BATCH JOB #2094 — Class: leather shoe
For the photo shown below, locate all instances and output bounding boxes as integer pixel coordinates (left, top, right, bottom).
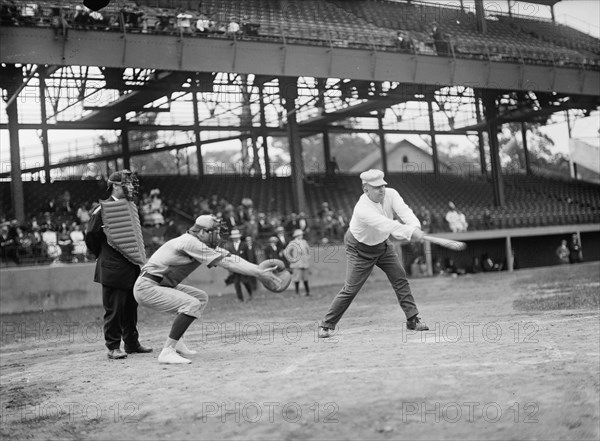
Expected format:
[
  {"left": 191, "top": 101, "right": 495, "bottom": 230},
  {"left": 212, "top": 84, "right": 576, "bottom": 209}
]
[
  {"left": 107, "top": 349, "right": 127, "bottom": 359},
  {"left": 407, "top": 316, "right": 429, "bottom": 331},
  {"left": 318, "top": 327, "right": 333, "bottom": 338},
  {"left": 125, "top": 344, "right": 153, "bottom": 354}
]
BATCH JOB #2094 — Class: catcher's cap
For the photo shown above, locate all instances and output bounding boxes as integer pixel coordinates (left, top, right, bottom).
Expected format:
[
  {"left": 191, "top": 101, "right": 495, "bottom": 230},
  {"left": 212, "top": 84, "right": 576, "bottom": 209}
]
[
  {"left": 195, "top": 215, "right": 218, "bottom": 230},
  {"left": 360, "top": 169, "right": 387, "bottom": 187},
  {"left": 230, "top": 229, "right": 241, "bottom": 239},
  {"left": 293, "top": 229, "right": 303, "bottom": 238}
]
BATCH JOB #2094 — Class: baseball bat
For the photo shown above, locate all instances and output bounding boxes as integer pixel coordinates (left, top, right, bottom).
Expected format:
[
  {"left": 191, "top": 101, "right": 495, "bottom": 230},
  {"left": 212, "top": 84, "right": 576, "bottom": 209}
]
[{"left": 423, "top": 235, "right": 467, "bottom": 251}]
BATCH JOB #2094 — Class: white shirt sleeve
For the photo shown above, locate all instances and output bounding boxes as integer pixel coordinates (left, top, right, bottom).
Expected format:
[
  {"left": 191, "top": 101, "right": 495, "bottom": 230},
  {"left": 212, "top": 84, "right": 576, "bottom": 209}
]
[{"left": 387, "top": 189, "right": 421, "bottom": 241}]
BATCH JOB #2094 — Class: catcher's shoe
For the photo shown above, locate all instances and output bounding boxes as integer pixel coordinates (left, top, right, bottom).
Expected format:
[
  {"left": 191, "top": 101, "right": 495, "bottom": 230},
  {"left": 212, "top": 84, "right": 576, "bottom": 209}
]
[
  {"left": 318, "top": 327, "right": 333, "bottom": 338},
  {"left": 107, "top": 349, "right": 127, "bottom": 359},
  {"left": 175, "top": 339, "right": 197, "bottom": 356},
  {"left": 158, "top": 347, "right": 191, "bottom": 364},
  {"left": 407, "top": 316, "right": 429, "bottom": 331}
]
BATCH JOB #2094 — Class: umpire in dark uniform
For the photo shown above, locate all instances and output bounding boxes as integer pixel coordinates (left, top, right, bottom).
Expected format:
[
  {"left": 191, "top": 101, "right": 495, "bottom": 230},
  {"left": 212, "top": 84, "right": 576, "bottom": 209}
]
[{"left": 85, "top": 170, "right": 153, "bottom": 359}]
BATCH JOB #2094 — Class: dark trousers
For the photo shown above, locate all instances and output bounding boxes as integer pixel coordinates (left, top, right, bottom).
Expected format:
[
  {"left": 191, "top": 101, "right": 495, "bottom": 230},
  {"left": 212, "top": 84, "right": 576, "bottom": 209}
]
[
  {"left": 102, "top": 285, "right": 140, "bottom": 350},
  {"left": 321, "top": 231, "right": 419, "bottom": 329},
  {"left": 234, "top": 278, "right": 253, "bottom": 301}
]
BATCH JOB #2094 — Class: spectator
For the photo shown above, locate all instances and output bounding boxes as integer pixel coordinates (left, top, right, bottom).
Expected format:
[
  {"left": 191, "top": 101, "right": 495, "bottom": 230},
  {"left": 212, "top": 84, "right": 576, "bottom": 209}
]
[
  {"left": 196, "top": 13, "right": 210, "bottom": 34},
  {"left": 482, "top": 253, "right": 502, "bottom": 272},
  {"left": 57, "top": 223, "right": 73, "bottom": 262},
  {"left": 445, "top": 201, "right": 468, "bottom": 232},
  {"left": 1, "top": 223, "right": 18, "bottom": 265},
  {"left": 176, "top": 10, "right": 194, "bottom": 35},
  {"left": 482, "top": 207, "right": 494, "bottom": 229},
  {"left": 396, "top": 31, "right": 415, "bottom": 52},
  {"left": 50, "top": 6, "right": 68, "bottom": 39},
  {"left": 77, "top": 203, "right": 91, "bottom": 232},
  {"left": 225, "top": 229, "right": 254, "bottom": 302},
  {"left": 432, "top": 22, "right": 450, "bottom": 56},
  {"left": 417, "top": 206, "right": 432, "bottom": 233},
  {"left": 471, "top": 256, "right": 482, "bottom": 274},
  {"left": 245, "top": 214, "right": 259, "bottom": 241},
  {"left": 555, "top": 239, "right": 570, "bottom": 265},
  {"left": 410, "top": 256, "right": 427, "bottom": 277},
  {"left": 264, "top": 236, "right": 282, "bottom": 261},
  {"left": 41, "top": 227, "right": 61, "bottom": 264},
  {"left": 73, "top": 5, "right": 91, "bottom": 30},
  {"left": 568, "top": 233, "right": 583, "bottom": 263},
  {"left": 257, "top": 212, "right": 273, "bottom": 239},
  {"left": 226, "top": 16, "right": 240, "bottom": 37},
  {"left": 241, "top": 16, "right": 260, "bottom": 36},
  {"left": 284, "top": 229, "right": 311, "bottom": 296},
  {"left": 70, "top": 223, "right": 88, "bottom": 263}
]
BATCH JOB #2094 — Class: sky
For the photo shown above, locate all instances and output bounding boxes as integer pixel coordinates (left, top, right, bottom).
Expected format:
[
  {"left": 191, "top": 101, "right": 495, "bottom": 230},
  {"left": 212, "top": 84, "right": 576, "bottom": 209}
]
[{"left": 1, "top": 0, "right": 599, "bottom": 172}]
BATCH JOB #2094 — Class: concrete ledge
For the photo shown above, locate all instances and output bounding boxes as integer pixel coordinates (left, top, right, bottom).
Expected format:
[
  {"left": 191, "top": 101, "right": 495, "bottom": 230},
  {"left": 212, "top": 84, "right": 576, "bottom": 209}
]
[{"left": 0, "top": 246, "right": 392, "bottom": 314}]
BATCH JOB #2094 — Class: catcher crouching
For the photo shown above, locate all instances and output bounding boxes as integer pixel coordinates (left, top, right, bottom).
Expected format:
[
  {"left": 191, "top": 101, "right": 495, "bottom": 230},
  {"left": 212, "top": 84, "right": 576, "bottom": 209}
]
[{"left": 133, "top": 215, "right": 286, "bottom": 364}]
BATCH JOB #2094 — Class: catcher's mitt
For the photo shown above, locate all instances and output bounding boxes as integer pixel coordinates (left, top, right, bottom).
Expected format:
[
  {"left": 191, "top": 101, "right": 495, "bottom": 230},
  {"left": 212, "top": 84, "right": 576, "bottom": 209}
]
[{"left": 258, "top": 259, "right": 292, "bottom": 293}]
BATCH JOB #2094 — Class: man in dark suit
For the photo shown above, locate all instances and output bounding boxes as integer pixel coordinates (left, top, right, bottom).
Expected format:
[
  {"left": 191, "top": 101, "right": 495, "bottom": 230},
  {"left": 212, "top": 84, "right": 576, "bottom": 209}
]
[
  {"left": 85, "top": 170, "right": 152, "bottom": 359},
  {"left": 225, "top": 229, "right": 254, "bottom": 302}
]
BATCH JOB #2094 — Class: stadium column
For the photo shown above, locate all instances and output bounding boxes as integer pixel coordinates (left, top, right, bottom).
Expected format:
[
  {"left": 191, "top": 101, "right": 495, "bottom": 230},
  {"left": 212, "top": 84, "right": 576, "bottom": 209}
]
[
  {"left": 481, "top": 90, "right": 505, "bottom": 207},
  {"left": 258, "top": 84, "right": 270, "bottom": 178},
  {"left": 377, "top": 110, "right": 389, "bottom": 175},
  {"left": 39, "top": 68, "right": 51, "bottom": 184},
  {"left": 280, "top": 76, "right": 307, "bottom": 214},
  {"left": 427, "top": 96, "right": 440, "bottom": 177},
  {"left": 323, "top": 130, "right": 332, "bottom": 176},
  {"left": 121, "top": 117, "right": 130, "bottom": 170},
  {"left": 192, "top": 90, "right": 204, "bottom": 178},
  {"left": 5, "top": 66, "right": 26, "bottom": 224},
  {"left": 473, "top": 90, "right": 487, "bottom": 175}
]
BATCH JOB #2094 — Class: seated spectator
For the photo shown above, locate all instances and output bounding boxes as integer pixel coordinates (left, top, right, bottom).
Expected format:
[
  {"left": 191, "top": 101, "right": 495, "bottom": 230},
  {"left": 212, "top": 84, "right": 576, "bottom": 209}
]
[
  {"left": 176, "top": 10, "right": 194, "bottom": 35},
  {"left": 410, "top": 256, "right": 426, "bottom": 277},
  {"left": 555, "top": 239, "right": 570, "bottom": 265},
  {"left": 196, "top": 14, "right": 210, "bottom": 34},
  {"left": 226, "top": 17, "right": 240, "bottom": 37},
  {"left": 482, "top": 253, "right": 502, "bottom": 272},
  {"left": 73, "top": 5, "right": 91, "bottom": 30},
  {"left": 241, "top": 16, "right": 260, "bottom": 36},
  {"left": 70, "top": 223, "right": 88, "bottom": 263},
  {"left": 444, "top": 257, "right": 459, "bottom": 277},
  {"left": 41, "top": 227, "right": 61, "bottom": 264},
  {"left": 482, "top": 208, "right": 494, "bottom": 229},
  {"left": 57, "top": 223, "right": 73, "bottom": 263},
  {"left": 568, "top": 233, "right": 583, "bottom": 263},
  {"left": 1, "top": 223, "right": 18, "bottom": 265},
  {"left": 1, "top": 1, "right": 19, "bottom": 26},
  {"left": 417, "top": 206, "right": 432, "bottom": 233},
  {"left": 445, "top": 201, "right": 468, "bottom": 232},
  {"left": 77, "top": 203, "right": 91, "bottom": 232},
  {"left": 471, "top": 256, "right": 482, "bottom": 274},
  {"left": 50, "top": 6, "right": 69, "bottom": 39},
  {"left": 396, "top": 31, "right": 415, "bottom": 52}
]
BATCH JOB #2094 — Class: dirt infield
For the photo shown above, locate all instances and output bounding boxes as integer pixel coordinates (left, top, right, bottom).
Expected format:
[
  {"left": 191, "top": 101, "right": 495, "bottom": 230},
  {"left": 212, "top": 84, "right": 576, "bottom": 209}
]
[{"left": 1, "top": 262, "right": 599, "bottom": 441}]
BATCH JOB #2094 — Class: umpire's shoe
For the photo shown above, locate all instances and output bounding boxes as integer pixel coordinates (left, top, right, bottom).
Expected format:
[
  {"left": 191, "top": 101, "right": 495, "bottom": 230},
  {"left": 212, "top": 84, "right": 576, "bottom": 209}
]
[
  {"left": 125, "top": 344, "right": 154, "bottom": 354},
  {"left": 107, "top": 349, "right": 127, "bottom": 359},
  {"left": 407, "top": 316, "right": 429, "bottom": 331}
]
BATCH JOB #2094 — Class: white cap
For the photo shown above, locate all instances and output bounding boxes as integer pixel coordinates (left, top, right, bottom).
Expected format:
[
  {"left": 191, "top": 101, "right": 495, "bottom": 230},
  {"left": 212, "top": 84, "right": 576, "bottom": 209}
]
[
  {"left": 360, "top": 169, "right": 387, "bottom": 187},
  {"left": 195, "top": 215, "right": 218, "bottom": 229},
  {"left": 230, "top": 229, "right": 241, "bottom": 239},
  {"left": 293, "top": 229, "right": 303, "bottom": 238}
]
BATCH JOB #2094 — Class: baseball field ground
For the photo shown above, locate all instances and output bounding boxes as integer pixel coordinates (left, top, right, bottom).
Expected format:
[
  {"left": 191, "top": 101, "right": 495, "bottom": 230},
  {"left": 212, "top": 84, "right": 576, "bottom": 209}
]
[{"left": 1, "top": 262, "right": 599, "bottom": 440}]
